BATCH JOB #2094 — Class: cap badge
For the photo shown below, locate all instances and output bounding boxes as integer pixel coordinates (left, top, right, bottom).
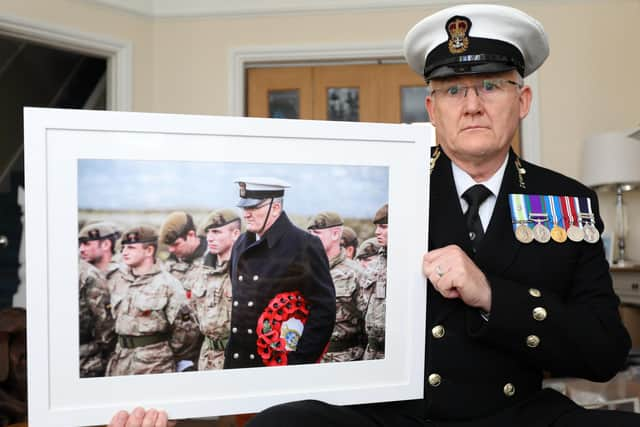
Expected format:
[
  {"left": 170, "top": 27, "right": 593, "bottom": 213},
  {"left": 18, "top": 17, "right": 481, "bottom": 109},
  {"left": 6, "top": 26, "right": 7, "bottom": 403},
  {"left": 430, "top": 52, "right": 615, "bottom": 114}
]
[
  {"left": 126, "top": 232, "right": 139, "bottom": 242},
  {"left": 447, "top": 16, "right": 471, "bottom": 54},
  {"left": 88, "top": 229, "right": 100, "bottom": 239},
  {"left": 239, "top": 182, "right": 247, "bottom": 198}
]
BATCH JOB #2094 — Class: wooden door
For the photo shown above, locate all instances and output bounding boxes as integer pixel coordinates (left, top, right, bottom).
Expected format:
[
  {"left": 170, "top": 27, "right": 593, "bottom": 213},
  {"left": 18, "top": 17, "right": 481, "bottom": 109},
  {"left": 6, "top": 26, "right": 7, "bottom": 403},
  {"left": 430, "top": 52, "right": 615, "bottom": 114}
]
[{"left": 246, "top": 62, "right": 521, "bottom": 153}]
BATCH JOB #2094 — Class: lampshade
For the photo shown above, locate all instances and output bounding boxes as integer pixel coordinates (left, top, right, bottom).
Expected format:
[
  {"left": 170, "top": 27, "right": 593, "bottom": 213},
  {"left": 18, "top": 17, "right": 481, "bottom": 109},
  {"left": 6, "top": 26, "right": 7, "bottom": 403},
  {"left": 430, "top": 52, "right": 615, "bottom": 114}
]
[{"left": 582, "top": 129, "right": 640, "bottom": 190}]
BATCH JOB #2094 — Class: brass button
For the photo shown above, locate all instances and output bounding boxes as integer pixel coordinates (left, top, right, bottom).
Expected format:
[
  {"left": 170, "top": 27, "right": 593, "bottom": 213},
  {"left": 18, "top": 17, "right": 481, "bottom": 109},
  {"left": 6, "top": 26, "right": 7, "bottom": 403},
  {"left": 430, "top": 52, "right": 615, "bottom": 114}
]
[
  {"left": 533, "top": 307, "right": 547, "bottom": 321},
  {"left": 253, "top": 275, "right": 259, "bottom": 281},
  {"left": 503, "top": 383, "right": 516, "bottom": 397},
  {"left": 247, "top": 329, "right": 253, "bottom": 334},
  {"left": 232, "top": 327, "right": 238, "bottom": 333},
  {"left": 526, "top": 335, "right": 540, "bottom": 348},
  {"left": 431, "top": 325, "right": 445, "bottom": 339},
  {"left": 249, "top": 354, "right": 255, "bottom": 360},
  {"left": 233, "top": 353, "right": 239, "bottom": 359},
  {"left": 248, "top": 301, "right": 254, "bottom": 307},
  {"left": 238, "top": 275, "right": 244, "bottom": 282},
  {"left": 428, "top": 373, "right": 442, "bottom": 387},
  {"left": 528, "top": 288, "right": 541, "bottom": 298},
  {"left": 233, "top": 301, "right": 239, "bottom": 307}
]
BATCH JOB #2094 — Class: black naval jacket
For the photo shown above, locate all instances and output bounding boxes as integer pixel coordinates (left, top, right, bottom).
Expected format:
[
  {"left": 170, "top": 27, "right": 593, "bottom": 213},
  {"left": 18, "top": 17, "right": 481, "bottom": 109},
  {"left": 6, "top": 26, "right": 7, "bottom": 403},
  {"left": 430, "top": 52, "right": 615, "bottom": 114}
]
[
  {"left": 224, "top": 212, "right": 336, "bottom": 369},
  {"left": 393, "top": 148, "right": 631, "bottom": 424}
]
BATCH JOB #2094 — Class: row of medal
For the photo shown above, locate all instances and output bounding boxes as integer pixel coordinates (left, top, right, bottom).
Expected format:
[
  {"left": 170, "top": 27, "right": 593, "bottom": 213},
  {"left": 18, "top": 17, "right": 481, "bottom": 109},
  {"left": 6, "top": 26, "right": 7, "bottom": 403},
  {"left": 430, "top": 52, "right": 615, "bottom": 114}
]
[{"left": 508, "top": 194, "right": 600, "bottom": 244}]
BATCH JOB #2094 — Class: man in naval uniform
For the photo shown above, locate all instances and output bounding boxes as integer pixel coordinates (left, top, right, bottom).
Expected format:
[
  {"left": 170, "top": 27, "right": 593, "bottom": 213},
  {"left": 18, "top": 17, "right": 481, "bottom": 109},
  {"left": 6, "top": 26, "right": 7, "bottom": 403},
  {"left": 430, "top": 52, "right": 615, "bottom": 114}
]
[
  {"left": 223, "top": 178, "right": 336, "bottom": 369},
  {"left": 109, "top": 4, "right": 639, "bottom": 426}
]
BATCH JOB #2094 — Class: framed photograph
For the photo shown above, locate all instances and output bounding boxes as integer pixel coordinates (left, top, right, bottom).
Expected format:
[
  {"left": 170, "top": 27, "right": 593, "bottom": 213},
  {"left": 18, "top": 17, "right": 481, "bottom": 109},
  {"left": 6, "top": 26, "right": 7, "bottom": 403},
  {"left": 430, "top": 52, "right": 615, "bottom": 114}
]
[{"left": 24, "top": 107, "right": 432, "bottom": 426}]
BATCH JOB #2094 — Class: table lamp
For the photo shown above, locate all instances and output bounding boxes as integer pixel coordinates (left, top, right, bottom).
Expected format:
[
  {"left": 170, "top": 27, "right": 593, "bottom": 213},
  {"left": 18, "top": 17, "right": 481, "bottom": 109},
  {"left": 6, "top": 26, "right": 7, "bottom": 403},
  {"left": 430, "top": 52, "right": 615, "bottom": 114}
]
[{"left": 582, "top": 129, "right": 640, "bottom": 267}]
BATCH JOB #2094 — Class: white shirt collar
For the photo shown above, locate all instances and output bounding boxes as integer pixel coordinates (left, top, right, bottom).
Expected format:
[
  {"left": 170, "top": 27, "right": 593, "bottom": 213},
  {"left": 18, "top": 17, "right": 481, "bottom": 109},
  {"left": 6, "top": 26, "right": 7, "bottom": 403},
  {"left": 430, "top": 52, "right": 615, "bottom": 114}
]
[
  {"left": 451, "top": 153, "right": 509, "bottom": 200},
  {"left": 450, "top": 153, "right": 509, "bottom": 232}
]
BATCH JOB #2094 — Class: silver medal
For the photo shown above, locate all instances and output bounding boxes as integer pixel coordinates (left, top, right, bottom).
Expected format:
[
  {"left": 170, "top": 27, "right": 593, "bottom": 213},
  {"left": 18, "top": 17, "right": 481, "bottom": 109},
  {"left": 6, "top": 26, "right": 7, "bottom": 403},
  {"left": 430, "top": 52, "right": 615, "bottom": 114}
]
[{"left": 532, "top": 223, "right": 551, "bottom": 243}]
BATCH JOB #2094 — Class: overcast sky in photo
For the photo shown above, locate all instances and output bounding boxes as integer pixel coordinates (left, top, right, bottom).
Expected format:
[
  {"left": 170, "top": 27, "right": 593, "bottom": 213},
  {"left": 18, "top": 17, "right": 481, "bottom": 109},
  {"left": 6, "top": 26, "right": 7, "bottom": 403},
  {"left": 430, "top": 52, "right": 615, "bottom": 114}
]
[{"left": 78, "top": 159, "right": 388, "bottom": 219}]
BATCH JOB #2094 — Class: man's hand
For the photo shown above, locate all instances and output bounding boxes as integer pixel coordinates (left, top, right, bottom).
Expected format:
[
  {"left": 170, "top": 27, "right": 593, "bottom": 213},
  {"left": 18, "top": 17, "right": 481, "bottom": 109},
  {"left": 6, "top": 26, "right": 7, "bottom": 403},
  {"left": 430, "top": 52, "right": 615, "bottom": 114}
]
[
  {"left": 109, "top": 407, "right": 176, "bottom": 427},
  {"left": 423, "top": 245, "right": 492, "bottom": 312}
]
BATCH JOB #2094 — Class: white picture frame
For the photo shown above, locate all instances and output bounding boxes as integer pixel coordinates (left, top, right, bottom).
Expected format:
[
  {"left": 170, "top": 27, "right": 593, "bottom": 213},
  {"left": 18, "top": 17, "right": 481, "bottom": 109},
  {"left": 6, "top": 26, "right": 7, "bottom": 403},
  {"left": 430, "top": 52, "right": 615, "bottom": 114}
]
[{"left": 24, "top": 107, "right": 432, "bottom": 426}]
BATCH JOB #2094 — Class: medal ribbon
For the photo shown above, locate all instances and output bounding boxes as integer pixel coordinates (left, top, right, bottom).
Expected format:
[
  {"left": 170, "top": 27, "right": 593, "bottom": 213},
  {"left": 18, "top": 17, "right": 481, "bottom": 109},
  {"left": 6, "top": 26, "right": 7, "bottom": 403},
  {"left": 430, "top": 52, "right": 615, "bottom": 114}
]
[
  {"left": 528, "top": 195, "right": 547, "bottom": 224},
  {"left": 578, "top": 197, "right": 595, "bottom": 225},
  {"left": 563, "top": 196, "right": 580, "bottom": 229},
  {"left": 571, "top": 197, "right": 584, "bottom": 229},
  {"left": 509, "top": 194, "right": 529, "bottom": 232},
  {"left": 547, "top": 195, "right": 564, "bottom": 229}
]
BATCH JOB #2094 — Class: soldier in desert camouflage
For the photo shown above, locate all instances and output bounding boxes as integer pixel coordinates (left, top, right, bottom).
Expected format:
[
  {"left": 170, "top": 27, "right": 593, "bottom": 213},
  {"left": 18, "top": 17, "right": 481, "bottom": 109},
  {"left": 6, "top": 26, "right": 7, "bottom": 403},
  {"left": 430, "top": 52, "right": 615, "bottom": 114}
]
[
  {"left": 362, "top": 204, "right": 388, "bottom": 360},
  {"left": 340, "top": 226, "right": 358, "bottom": 260},
  {"left": 159, "top": 212, "right": 208, "bottom": 284},
  {"left": 307, "top": 212, "right": 366, "bottom": 362},
  {"left": 159, "top": 212, "right": 210, "bottom": 367},
  {"left": 106, "top": 226, "right": 199, "bottom": 376},
  {"left": 186, "top": 209, "right": 241, "bottom": 370},
  {"left": 78, "top": 221, "right": 122, "bottom": 280},
  {"left": 355, "top": 237, "right": 381, "bottom": 270},
  {"left": 78, "top": 259, "right": 115, "bottom": 377}
]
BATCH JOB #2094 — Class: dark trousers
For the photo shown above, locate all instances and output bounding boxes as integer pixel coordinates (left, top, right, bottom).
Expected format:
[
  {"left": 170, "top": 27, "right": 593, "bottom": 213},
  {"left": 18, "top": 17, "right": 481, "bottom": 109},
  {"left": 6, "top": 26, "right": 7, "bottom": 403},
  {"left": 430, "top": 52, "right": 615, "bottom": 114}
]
[{"left": 246, "top": 397, "right": 640, "bottom": 427}]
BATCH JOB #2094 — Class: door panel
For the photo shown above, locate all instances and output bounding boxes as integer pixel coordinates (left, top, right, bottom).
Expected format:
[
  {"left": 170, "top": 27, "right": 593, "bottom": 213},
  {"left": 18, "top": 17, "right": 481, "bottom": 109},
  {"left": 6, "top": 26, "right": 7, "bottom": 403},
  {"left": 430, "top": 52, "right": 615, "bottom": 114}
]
[
  {"left": 312, "top": 64, "right": 377, "bottom": 122},
  {"left": 247, "top": 67, "right": 313, "bottom": 119}
]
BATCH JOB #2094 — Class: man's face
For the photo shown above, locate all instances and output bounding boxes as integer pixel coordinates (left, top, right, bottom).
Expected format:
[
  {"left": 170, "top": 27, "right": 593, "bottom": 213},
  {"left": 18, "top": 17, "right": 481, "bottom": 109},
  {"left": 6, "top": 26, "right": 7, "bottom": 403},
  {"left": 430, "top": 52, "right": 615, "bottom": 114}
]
[
  {"left": 359, "top": 256, "right": 375, "bottom": 269},
  {"left": 308, "top": 227, "right": 340, "bottom": 254},
  {"left": 206, "top": 223, "right": 239, "bottom": 255},
  {"left": 121, "top": 243, "right": 149, "bottom": 267},
  {"left": 343, "top": 245, "right": 356, "bottom": 260},
  {"left": 79, "top": 240, "right": 104, "bottom": 264},
  {"left": 425, "top": 71, "right": 531, "bottom": 166},
  {"left": 167, "top": 231, "right": 196, "bottom": 259},
  {"left": 242, "top": 200, "right": 280, "bottom": 234},
  {"left": 375, "top": 224, "right": 388, "bottom": 248}
]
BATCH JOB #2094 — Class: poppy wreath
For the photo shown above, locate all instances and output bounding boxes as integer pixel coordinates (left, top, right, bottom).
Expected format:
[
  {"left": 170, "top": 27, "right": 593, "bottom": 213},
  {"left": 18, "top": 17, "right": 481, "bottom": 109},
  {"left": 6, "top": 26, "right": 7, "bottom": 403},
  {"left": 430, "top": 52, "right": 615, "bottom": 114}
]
[{"left": 256, "top": 291, "right": 310, "bottom": 366}]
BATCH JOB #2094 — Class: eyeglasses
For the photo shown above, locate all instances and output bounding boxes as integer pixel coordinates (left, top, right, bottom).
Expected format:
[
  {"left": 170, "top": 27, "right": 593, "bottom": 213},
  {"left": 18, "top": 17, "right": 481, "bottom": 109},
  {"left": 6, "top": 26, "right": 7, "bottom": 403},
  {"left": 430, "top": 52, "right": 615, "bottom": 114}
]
[
  {"left": 429, "top": 79, "right": 522, "bottom": 103},
  {"left": 243, "top": 201, "right": 271, "bottom": 212}
]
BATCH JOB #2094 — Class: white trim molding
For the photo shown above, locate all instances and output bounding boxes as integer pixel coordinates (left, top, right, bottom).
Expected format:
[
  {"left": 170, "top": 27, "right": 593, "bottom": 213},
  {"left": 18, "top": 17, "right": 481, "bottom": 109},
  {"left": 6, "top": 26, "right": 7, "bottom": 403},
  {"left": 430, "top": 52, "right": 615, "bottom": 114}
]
[
  {"left": 230, "top": 43, "right": 541, "bottom": 163},
  {"left": 88, "top": 0, "right": 592, "bottom": 18},
  {"left": 0, "top": 15, "right": 132, "bottom": 111}
]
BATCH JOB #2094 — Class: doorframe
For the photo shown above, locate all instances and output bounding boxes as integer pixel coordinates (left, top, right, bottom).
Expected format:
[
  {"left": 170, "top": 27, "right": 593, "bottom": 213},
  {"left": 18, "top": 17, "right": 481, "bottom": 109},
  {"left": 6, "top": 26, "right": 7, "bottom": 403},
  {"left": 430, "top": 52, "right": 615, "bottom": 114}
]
[
  {"left": 230, "top": 43, "right": 541, "bottom": 164},
  {"left": 0, "top": 14, "right": 132, "bottom": 111}
]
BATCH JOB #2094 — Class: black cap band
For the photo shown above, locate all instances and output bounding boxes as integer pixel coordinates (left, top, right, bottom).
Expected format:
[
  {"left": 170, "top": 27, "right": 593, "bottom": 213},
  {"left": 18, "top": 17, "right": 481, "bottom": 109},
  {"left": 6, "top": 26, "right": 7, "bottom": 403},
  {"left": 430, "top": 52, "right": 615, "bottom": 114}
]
[
  {"left": 242, "top": 189, "right": 284, "bottom": 200},
  {"left": 424, "top": 37, "right": 524, "bottom": 79}
]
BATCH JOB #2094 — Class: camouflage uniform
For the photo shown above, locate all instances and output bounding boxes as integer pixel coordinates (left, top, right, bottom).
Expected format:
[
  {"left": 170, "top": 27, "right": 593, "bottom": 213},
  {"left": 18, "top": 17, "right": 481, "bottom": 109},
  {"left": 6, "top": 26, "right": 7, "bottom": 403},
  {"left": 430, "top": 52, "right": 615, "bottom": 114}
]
[
  {"left": 322, "top": 248, "right": 366, "bottom": 363},
  {"left": 186, "top": 262, "right": 233, "bottom": 370},
  {"left": 106, "top": 263, "right": 199, "bottom": 376},
  {"left": 362, "top": 204, "right": 388, "bottom": 360},
  {"left": 78, "top": 259, "right": 115, "bottom": 377},
  {"left": 362, "top": 248, "right": 387, "bottom": 360},
  {"left": 159, "top": 211, "right": 208, "bottom": 365},
  {"left": 355, "top": 237, "right": 381, "bottom": 263},
  {"left": 163, "top": 239, "right": 207, "bottom": 284}
]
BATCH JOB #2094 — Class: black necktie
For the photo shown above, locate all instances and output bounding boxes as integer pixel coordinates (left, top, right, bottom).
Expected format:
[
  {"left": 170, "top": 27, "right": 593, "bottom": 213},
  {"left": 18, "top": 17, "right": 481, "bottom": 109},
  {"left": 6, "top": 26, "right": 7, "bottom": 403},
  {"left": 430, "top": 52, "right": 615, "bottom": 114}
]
[{"left": 462, "top": 184, "right": 492, "bottom": 253}]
